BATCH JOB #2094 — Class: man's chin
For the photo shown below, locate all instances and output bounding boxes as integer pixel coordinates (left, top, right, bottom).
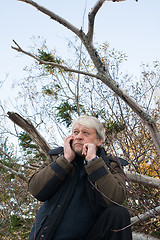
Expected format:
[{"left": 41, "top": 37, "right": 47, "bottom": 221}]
[
  {"left": 72, "top": 146, "right": 83, "bottom": 156},
  {"left": 74, "top": 150, "right": 83, "bottom": 156}
]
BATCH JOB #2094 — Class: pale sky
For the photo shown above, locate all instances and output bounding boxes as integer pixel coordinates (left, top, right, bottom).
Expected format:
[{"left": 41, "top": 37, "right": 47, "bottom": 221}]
[{"left": 1, "top": 0, "right": 160, "bottom": 107}]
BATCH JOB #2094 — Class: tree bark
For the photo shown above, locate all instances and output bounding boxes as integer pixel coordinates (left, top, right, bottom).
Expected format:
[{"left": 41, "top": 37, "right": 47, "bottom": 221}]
[
  {"left": 125, "top": 171, "right": 160, "bottom": 189},
  {"left": 7, "top": 112, "right": 51, "bottom": 156},
  {"left": 131, "top": 206, "right": 160, "bottom": 224}
]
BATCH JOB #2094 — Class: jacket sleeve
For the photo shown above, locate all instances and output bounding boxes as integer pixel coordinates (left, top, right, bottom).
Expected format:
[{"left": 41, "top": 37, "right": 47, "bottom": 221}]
[
  {"left": 85, "top": 157, "right": 127, "bottom": 207},
  {"left": 28, "top": 155, "right": 73, "bottom": 202}
]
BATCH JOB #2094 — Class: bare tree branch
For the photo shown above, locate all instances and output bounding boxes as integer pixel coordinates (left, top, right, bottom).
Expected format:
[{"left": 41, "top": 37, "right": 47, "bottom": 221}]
[
  {"left": 110, "top": 0, "right": 126, "bottom": 2},
  {"left": 131, "top": 206, "right": 160, "bottom": 224},
  {"left": 17, "top": 0, "right": 82, "bottom": 37},
  {"left": 125, "top": 171, "right": 160, "bottom": 189},
  {"left": 88, "top": 0, "right": 106, "bottom": 43},
  {"left": 0, "top": 162, "right": 27, "bottom": 181},
  {"left": 147, "top": 122, "right": 160, "bottom": 157},
  {"left": 7, "top": 111, "right": 51, "bottom": 156},
  {"left": 0, "top": 147, "right": 13, "bottom": 162},
  {"left": 11, "top": 40, "right": 99, "bottom": 79}
]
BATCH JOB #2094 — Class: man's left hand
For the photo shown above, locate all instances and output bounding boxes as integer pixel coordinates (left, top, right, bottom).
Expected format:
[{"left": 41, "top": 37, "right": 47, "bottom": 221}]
[{"left": 82, "top": 143, "right": 97, "bottom": 162}]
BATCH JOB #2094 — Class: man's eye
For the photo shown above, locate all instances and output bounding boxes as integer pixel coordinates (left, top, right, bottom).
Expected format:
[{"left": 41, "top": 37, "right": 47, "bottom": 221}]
[
  {"left": 73, "top": 131, "right": 78, "bottom": 134},
  {"left": 84, "top": 131, "right": 89, "bottom": 135}
]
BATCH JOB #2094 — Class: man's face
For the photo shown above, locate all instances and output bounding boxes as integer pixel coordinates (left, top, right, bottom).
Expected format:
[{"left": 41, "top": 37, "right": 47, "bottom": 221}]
[{"left": 71, "top": 123, "right": 102, "bottom": 155}]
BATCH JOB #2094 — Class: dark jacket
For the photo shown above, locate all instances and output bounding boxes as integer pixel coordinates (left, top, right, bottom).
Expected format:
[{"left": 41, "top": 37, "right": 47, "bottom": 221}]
[{"left": 28, "top": 147, "right": 128, "bottom": 240}]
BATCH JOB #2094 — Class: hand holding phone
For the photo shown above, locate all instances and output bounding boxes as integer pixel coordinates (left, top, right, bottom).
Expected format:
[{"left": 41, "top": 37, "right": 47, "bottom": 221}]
[
  {"left": 70, "top": 139, "right": 73, "bottom": 149},
  {"left": 64, "top": 135, "right": 75, "bottom": 163}
]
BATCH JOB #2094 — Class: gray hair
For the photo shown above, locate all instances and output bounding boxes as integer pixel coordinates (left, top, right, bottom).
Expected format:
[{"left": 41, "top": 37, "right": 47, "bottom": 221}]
[{"left": 72, "top": 115, "right": 105, "bottom": 142}]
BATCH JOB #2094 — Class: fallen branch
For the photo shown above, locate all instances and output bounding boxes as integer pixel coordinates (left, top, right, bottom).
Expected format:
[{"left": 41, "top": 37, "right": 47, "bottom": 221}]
[
  {"left": 0, "top": 162, "right": 27, "bottom": 181},
  {"left": 131, "top": 206, "right": 160, "bottom": 224},
  {"left": 125, "top": 171, "right": 160, "bottom": 189},
  {"left": 7, "top": 111, "right": 51, "bottom": 156}
]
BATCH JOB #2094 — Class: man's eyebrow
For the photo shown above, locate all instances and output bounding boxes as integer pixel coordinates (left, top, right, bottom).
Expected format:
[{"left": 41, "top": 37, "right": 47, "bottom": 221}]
[
  {"left": 72, "top": 128, "right": 78, "bottom": 131},
  {"left": 83, "top": 128, "right": 90, "bottom": 131}
]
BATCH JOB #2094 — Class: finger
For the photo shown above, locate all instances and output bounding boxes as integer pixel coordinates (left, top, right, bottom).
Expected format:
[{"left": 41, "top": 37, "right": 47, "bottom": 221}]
[
  {"left": 82, "top": 145, "right": 85, "bottom": 155},
  {"left": 65, "top": 135, "right": 73, "bottom": 143},
  {"left": 82, "top": 144, "right": 88, "bottom": 156}
]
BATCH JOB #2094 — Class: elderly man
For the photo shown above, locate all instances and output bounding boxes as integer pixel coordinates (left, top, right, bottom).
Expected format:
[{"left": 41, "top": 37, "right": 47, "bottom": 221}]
[{"left": 28, "top": 115, "right": 132, "bottom": 240}]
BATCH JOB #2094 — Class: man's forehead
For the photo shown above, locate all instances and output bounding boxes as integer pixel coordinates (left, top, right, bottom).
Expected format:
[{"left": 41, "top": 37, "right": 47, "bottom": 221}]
[{"left": 73, "top": 123, "right": 95, "bottom": 131}]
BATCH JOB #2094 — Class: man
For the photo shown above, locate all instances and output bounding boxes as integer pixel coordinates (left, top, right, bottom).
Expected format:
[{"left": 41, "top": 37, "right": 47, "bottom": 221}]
[{"left": 28, "top": 115, "right": 132, "bottom": 240}]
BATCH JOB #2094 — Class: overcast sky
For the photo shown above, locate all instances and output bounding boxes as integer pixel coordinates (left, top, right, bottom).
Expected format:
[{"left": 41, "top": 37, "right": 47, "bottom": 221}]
[{"left": 1, "top": 0, "right": 160, "bottom": 106}]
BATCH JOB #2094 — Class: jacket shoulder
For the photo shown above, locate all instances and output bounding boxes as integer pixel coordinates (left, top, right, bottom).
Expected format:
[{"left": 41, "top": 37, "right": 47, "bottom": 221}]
[
  {"left": 48, "top": 146, "right": 64, "bottom": 156},
  {"left": 97, "top": 147, "right": 129, "bottom": 167},
  {"left": 105, "top": 154, "right": 129, "bottom": 167}
]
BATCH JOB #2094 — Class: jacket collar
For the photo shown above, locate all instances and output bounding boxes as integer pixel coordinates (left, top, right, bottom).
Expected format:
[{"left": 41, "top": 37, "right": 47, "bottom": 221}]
[{"left": 48, "top": 146, "right": 129, "bottom": 166}]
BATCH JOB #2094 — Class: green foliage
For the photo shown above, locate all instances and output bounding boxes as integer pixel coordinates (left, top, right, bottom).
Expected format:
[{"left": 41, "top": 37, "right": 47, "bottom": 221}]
[
  {"left": 9, "top": 215, "right": 24, "bottom": 229},
  {"left": 42, "top": 83, "right": 61, "bottom": 99},
  {"left": 0, "top": 167, "right": 40, "bottom": 240},
  {"left": 18, "top": 132, "right": 46, "bottom": 162},
  {"left": 104, "top": 119, "right": 125, "bottom": 134},
  {"left": 55, "top": 101, "right": 85, "bottom": 127},
  {"left": 0, "top": 140, "right": 15, "bottom": 172},
  {"left": 1, "top": 214, "right": 34, "bottom": 239},
  {"left": 1, "top": 191, "right": 11, "bottom": 203},
  {"left": 55, "top": 101, "right": 79, "bottom": 127},
  {"left": 38, "top": 49, "right": 63, "bottom": 74},
  {"left": 19, "top": 132, "right": 37, "bottom": 150},
  {"left": 38, "top": 49, "right": 54, "bottom": 62}
]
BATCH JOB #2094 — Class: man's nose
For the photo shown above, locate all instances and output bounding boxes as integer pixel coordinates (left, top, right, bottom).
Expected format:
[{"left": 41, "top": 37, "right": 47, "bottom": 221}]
[{"left": 75, "top": 132, "right": 83, "bottom": 139}]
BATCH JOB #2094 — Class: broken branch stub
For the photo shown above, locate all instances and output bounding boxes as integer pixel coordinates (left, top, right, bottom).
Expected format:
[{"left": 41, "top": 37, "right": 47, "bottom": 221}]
[{"left": 7, "top": 112, "right": 51, "bottom": 156}]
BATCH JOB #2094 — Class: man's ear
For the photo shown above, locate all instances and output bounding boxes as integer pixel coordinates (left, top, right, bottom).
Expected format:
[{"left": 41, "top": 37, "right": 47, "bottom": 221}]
[{"left": 97, "top": 138, "right": 103, "bottom": 147}]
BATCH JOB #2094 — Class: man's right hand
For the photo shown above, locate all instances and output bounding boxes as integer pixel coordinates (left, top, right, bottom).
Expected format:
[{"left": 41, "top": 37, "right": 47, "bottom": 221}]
[{"left": 64, "top": 135, "right": 75, "bottom": 163}]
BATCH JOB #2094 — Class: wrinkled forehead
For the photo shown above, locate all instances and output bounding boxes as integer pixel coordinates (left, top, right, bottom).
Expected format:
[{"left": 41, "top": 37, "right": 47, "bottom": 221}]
[
  {"left": 72, "top": 122, "right": 95, "bottom": 131},
  {"left": 72, "top": 123, "right": 98, "bottom": 137}
]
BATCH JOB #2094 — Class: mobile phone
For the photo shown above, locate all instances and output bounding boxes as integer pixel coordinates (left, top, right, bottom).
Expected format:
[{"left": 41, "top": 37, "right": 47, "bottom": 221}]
[{"left": 70, "top": 139, "right": 73, "bottom": 149}]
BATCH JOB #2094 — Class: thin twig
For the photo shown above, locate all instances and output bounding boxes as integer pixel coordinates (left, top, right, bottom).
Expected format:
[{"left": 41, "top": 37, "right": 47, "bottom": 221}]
[
  {"left": 0, "top": 162, "right": 27, "bottom": 181},
  {"left": 12, "top": 40, "right": 100, "bottom": 79}
]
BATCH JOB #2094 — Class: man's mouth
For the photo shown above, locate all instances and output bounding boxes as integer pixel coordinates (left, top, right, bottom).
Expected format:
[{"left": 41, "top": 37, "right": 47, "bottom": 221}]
[
  {"left": 74, "top": 142, "right": 83, "bottom": 146},
  {"left": 73, "top": 142, "right": 84, "bottom": 147}
]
